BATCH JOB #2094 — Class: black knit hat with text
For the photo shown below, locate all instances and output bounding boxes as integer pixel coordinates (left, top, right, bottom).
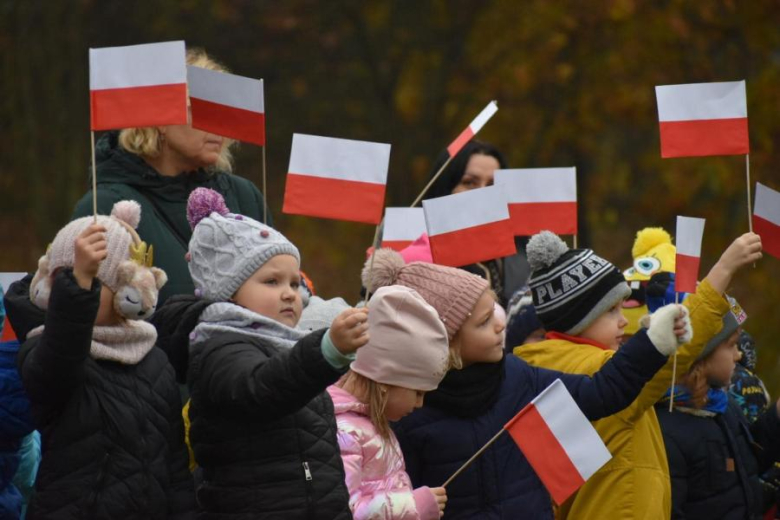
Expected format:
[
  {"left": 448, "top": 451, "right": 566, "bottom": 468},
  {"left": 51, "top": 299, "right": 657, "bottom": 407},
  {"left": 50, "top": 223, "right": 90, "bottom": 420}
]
[{"left": 527, "top": 231, "right": 630, "bottom": 335}]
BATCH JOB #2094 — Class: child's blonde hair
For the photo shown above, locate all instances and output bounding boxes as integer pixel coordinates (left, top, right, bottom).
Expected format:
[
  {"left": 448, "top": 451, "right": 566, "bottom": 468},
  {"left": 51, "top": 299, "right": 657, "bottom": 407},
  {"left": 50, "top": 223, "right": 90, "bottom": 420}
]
[
  {"left": 338, "top": 370, "right": 392, "bottom": 439},
  {"left": 118, "top": 48, "right": 236, "bottom": 173}
]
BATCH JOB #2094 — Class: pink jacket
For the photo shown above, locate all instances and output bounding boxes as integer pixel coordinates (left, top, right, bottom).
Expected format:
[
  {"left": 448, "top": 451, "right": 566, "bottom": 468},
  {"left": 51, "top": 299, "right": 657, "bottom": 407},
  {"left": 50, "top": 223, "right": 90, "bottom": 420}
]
[{"left": 328, "top": 386, "right": 439, "bottom": 520}]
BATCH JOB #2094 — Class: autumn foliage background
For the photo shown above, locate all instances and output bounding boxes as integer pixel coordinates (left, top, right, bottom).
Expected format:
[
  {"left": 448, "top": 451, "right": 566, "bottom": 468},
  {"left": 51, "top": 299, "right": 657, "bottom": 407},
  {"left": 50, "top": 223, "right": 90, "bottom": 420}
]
[{"left": 1, "top": 1, "right": 779, "bottom": 390}]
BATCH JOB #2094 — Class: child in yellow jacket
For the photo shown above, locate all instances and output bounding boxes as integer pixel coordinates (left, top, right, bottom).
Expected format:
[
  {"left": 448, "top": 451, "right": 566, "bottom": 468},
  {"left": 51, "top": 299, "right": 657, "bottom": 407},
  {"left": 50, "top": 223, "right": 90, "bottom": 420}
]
[{"left": 514, "top": 230, "right": 762, "bottom": 520}]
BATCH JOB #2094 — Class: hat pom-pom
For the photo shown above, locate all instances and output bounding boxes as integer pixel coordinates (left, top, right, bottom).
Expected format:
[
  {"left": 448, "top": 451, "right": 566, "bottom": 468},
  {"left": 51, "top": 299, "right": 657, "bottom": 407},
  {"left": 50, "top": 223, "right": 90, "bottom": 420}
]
[
  {"left": 111, "top": 200, "right": 142, "bottom": 229},
  {"left": 527, "top": 231, "right": 569, "bottom": 272},
  {"left": 362, "top": 248, "right": 405, "bottom": 293},
  {"left": 187, "top": 188, "right": 229, "bottom": 230}
]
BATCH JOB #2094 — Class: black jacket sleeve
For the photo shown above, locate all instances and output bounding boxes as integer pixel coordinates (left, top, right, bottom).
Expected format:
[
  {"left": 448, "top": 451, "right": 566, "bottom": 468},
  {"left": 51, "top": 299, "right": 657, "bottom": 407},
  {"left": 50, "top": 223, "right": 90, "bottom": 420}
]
[
  {"left": 190, "top": 329, "right": 345, "bottom": 419},
  {"left": 750, "top": 403, "right": 780, "bottom": 474},
  {"left": 150, "top": 295, "right": 214, "bottom": 384},
  {"left": 160, "top": 360, "right": 195, "bottom": 518},
  {"left": 531, "top": 329, "right": 668, "bottom": 420},
  {"left": 3, "top": 274, "right": 45, "bottom": 342},
  {"left": 18, "top": 269, "right": 100, "bottom": 406}
]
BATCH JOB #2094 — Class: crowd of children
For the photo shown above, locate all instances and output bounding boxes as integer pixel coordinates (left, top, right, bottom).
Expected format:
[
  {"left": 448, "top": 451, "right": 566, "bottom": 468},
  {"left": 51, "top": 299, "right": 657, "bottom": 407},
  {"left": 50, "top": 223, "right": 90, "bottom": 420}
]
[{"left": 2, "top": 164, "right": 776, "bottom": 519}]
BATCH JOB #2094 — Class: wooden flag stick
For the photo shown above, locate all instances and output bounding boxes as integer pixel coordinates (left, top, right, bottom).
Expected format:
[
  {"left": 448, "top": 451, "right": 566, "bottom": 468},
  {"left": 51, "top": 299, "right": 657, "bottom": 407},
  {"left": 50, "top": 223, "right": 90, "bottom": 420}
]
[
  {"left": 90, "top": 130, "right": 98, "bottom": 222},
  {"left": 363, "top": 223, "right": 383, "bottom": 302},
  {"left": 410, "top": 155, "right": 455, "bottom": 208},
  {"left": 746, "top": 154, "right": 753, "bottom": 233},
  {"left": 262, "top": 145, "right": 268, "bottom": 224},
  {"left": 668, "top": 291, "right": 680, "bottom": 413},
  {"left": 573, "top": 234, "right": 578, "bottom": 249},
  {"left": 443, "top": 428, "right": 506, "bottom": 488}
]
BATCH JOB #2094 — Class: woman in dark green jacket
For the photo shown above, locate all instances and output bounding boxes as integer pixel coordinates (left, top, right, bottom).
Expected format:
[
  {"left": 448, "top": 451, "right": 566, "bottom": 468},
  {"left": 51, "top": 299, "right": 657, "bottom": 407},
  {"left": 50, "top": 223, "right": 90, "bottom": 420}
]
[{"left": 72, "top": 49, "right": 269, "bottom": 306}]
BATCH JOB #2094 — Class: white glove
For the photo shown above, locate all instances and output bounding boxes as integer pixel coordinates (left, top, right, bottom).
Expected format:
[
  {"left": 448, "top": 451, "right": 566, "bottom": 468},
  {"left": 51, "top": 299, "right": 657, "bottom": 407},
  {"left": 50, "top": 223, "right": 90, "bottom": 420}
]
[{"left": 647, "top": 304, "right": 693, "bottom": 356}]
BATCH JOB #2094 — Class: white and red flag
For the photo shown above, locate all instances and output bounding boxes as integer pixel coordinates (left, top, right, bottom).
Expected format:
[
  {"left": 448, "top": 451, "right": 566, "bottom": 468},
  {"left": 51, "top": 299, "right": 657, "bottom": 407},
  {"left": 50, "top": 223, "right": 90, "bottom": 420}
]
[
  {"left": 422, "top": 186, "right": 516, "bottom": 267},
  {"left": 494, "top": 168, "right": 577, "bottom": 236},
  {"left": 504, "top": 379, "right": 612, "bottom": 505},
  {"left": 188, "top": 66, "right": 265, "bottom": 146},
  {"left": 381, "top": 208, "right": 427, "bottom": 251},
  {"left": 89, "top": 41, "right": 187, "bottom": 130},
  {"left": 283, "top": 134, "right": 391, "bottom": 225},
  {"left": 655, "top": 80, "right": 749, "bottom": 158},
  {"left": 753, "top": 183, "right": 780, "bottom": 259},
  {"left": 447, "top": 101, "right": 499, "bottom": 157},
  {"left": 675, "top": 216, "right": 706, "bottom": 294}
]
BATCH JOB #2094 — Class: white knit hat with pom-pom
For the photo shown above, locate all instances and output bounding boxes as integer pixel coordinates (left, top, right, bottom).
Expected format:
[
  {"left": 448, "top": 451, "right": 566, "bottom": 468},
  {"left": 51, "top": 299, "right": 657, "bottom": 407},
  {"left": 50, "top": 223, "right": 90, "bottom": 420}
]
[
  {"left": 46, "top": 200, "right": 146, "bottom": 291},
  {"left": 362, "top": 248, "right": 488, "bottom": 339}
]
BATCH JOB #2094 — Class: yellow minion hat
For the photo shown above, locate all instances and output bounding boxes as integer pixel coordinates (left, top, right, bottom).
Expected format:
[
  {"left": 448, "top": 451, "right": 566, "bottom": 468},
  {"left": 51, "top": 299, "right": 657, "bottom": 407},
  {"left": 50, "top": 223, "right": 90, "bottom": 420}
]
[{"left": 622, "top": 228, "right": 676, "bottom": 335}]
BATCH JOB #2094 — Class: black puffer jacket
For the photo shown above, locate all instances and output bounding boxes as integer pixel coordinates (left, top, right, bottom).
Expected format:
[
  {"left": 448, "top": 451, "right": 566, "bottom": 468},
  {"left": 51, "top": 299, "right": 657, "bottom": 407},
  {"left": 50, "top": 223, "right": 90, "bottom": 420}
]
[
  {"left": 168, "top": 300, "right": 351, "bottom": 519},
  {"left": 657, "top": 397, "right": 780, "bottom": 519},
  {"left": 5, "top": 272, "right": 194, "bottom": 519}
]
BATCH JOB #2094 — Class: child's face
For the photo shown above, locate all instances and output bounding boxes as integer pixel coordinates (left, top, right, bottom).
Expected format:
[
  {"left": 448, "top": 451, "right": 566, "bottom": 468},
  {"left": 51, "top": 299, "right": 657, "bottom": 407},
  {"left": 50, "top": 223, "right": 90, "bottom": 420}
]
[
  {"left": 705, "top": 330, "right": 741, "bottom": 387},
  {"left": 457, "top": 291, "right": 506, "bottom": 367},
  {"left": 385, "top": 386, "right": 425, "bottom": 422},
  {"left": 232, "top": 255, "right": 303, "bottom": 327},
  {"left": 579, "top": 302, "right": 628, "bottom": 350}
]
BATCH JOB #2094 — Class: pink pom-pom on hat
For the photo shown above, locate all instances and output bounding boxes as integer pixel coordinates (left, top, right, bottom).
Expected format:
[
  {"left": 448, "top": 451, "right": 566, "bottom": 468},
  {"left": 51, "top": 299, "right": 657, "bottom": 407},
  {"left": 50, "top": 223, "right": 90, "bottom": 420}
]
[
  {"left": 111, "top": 200, "right": 142, "bottom": 229},
  {"left": 187, "top": 188, "right": 230, "bottom": 229}
]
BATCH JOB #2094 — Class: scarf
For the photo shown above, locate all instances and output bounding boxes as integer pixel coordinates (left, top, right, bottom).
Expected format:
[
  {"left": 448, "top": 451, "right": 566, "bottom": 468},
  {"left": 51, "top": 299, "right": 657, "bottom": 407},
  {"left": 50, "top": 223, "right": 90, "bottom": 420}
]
[
  {"left": 28, "top": 320, "right": 157, "bottom": 365},
  {"left": 425, "top": 355, "right": 506, "bottom": 418},
  {"left": 659, "top": 385, "right": 729, "bottom": 417},
  {"left": 191, "top": 302, "right": 309, "bottom": 352}
]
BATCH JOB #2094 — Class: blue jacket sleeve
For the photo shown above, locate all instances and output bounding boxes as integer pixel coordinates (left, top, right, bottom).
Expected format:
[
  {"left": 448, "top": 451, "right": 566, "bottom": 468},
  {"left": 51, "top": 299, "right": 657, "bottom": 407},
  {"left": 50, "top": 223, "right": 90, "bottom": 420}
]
[{"left": 530, "top": 329, "right": 668, "bottom": 420}]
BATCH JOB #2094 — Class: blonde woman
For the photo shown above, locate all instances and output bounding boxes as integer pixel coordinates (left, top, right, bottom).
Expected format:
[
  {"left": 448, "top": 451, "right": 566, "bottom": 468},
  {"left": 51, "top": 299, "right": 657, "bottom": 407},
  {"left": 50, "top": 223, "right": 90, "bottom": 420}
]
[{"left": 72, "top": 48, "right": 269, "bottom": 306}]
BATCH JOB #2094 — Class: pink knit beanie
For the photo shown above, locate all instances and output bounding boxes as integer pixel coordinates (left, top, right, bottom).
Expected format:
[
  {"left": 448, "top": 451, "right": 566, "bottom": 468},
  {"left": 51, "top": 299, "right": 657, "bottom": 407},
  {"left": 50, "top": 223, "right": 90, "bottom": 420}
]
[
  {"left": 351, "top": 286, "right": 449, "bottom": 391},
  {"left": 362, "top": 248, "right": 489, "bottom": 339}
]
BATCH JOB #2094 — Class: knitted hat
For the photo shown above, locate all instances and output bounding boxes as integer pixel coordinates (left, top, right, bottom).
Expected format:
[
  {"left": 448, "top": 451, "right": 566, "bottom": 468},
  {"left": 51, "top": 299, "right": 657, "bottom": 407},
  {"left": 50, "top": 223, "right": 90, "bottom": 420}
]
[
  {"left": 46, "top": 201, "right": 149, "bottom": 292},
  {"left": 351, "top": 286, "right": 449, "bottom": 391},
  {"left": 298, "top": 295, "right": 350, "bottom": 332},
  {"left": 737, "top": 330, "right": 756, "bottom": 371},
  {"left": 362, "top": 248, "right": 489, "bottom": 338},
  {"left": 399, "top": 233, "right": 433, "bottom": 264},
  {"left": 187, "top": 188, "right": 300, "bottom": 301},
  {"left": 700, "top": 295, "right": 747, "bottom": 360},
  {"left": 527, "top": 231, "right": 630, "bottom": 335}
]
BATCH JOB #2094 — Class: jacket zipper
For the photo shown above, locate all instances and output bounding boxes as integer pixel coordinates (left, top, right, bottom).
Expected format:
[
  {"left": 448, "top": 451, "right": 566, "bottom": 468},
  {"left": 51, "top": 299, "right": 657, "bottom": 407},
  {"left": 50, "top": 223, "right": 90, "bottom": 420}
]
[{"left": 303, "top": 461, "right": 313, "bottom": 481}]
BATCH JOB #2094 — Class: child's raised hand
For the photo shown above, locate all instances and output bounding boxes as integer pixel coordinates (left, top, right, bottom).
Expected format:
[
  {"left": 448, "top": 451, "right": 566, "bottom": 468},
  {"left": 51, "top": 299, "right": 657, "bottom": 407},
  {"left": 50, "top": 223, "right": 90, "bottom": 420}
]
[
  {"left": 73, "top": 224, "right": 108, "bottom": 290},
  {"left": 431, "top": 487, "right": 447, "bottom": 517},
  {"left": 329, "top": 307, "right": 369, "bottom": 355},
  {"left": 647, "top": 304, "right": 693, "bottom": 356},
  {"left": 708, "top": 232, "right": 762, "bottom": 294}
]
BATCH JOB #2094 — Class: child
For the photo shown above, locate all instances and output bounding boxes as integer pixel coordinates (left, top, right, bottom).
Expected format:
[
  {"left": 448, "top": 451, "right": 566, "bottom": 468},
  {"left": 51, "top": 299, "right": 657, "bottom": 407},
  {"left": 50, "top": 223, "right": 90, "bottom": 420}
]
[
  {"left": 515, "top": 230, "right": 762, "bottom": 520},
  {"left": 180, "top": 188, "right": 367, "bottom": 518},
  {"left": 363, "top": 247, "right": 690, "bottom": 519},
  {"left": 657, "top": 298, "right": 780, "bottom": 519},
  {"left": 3, "top": 201, "right": 193, "bottom": 519},
  {"left": 328, "top": 285, "right": 450, "bottom": 520}
]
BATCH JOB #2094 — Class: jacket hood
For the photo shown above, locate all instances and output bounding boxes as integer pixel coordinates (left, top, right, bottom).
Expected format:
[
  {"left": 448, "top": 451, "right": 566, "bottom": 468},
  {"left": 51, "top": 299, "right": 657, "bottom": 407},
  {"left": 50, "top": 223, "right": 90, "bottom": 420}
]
[
  {"left": 328, "top": 385, "right": 370, "bottom": 416},
  {"left": 3, "top": 275, "right": 44, "bottom": 342}
]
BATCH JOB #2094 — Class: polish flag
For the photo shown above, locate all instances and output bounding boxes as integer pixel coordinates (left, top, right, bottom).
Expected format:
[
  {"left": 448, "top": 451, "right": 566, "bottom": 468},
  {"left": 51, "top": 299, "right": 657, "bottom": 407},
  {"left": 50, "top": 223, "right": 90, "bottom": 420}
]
[
  {"left": 188, "top": 66, "right": 265, "bottom": 146},
  {"left": 1, "top": 272, "right": 27, "bottom": 342},
  {"left": 494, "top": 168, "right": 577, "bottom": 236},
  {"left": 753, "top": 183, "right": 780, "bottom": 259},
  {"left": 423, "top": 186, "right": 516, "bottom": 267},
  {"left": 90, "top": 41, "right": 187, "bottom": 130},
  {"left": 655, "top": 81, "right": 749, "bottom": 158},
  {"left": 283, "top": 134, "right": 391, "bottom": 224},
  {"left": 447, "top": 101, "right": 499, "bottom": 157},
  {"left": 381, "top": 208, "right": 427, "bottom": 251},
  {"left": 505, "top": 379, "right": 612, "bottom": 505},
  {"left": 675, "top": 216, "right": 706, "bottom": 294}
]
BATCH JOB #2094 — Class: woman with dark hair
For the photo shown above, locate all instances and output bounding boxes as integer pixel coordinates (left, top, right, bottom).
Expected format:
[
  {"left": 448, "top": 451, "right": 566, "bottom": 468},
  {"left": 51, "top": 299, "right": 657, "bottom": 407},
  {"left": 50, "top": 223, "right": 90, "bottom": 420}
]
[{"left": 424, "top": 140, "right": 529, "bottom": 306}]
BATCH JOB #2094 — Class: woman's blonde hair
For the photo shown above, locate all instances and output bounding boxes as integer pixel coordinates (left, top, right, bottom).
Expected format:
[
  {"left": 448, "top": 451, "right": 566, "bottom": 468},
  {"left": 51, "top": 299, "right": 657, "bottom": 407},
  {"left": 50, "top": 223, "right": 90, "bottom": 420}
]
[
  {"left": 118, "top": 48, "right": 236, "bottom": 173},
  {"left": 338, "top": 371, "right": 393, "bottom": 439}
]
